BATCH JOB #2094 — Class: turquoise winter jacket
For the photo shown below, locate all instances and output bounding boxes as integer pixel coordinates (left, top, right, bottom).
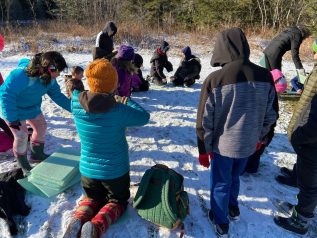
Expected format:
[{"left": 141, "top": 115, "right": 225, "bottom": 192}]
[
  {"left": 0, "top": 58, "right": 71, "bottom": 122},
  {"left": 71, "top": 90, "right": 150, "bottom": 180}
]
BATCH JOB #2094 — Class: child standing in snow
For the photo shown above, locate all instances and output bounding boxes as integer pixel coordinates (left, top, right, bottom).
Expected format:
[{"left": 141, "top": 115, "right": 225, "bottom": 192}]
[
  {"left": 149, "top": 40, "right": 173, "bottom": 86},
  {"left": 64, "top": 66, "right": 85, "bottom": 99},
  {"left": 112, "top": 45, "right": 137, "bottom": 97},
  {"left": 93, "top": 21, "right": 117, "bottom": 60},
  {"left": 0, "top": 51, "right": 70, "bottom": 175},
  {"left": 131, "top": 53, "right": 150, "bottom": 92},
  {"left": 63, "top": 58, "right": 150, "bottom": 238}
]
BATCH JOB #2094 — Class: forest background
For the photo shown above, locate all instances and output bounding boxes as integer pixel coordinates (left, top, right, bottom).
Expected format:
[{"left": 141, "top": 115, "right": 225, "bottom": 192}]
[{"left": 0, "top": 0, "right": 317, "bottom": 47}]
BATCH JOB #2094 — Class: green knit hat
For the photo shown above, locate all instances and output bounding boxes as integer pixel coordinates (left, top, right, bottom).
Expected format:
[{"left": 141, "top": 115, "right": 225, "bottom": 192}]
[{"left": 313, "top": 39, "right": 317, "bottom": 53}]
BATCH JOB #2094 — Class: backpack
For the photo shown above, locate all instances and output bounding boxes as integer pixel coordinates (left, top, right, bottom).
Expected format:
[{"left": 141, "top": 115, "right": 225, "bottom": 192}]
[{"left": 133, "top": 164, "right": 189, "bottom": 236}]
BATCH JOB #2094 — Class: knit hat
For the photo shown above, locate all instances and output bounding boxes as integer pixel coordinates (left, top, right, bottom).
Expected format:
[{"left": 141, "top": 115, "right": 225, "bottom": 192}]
[
  {"left": 312, "top": 39, "right": 317, "bottom": 53},
  {"left": 160, "top": 41, "right": 170, "bottom": 53},
  {"left": 85, "top": 58, "right": 118, "bottom": 93},
  {"left": 116, "top": 45, "right": 135, "bottom": 61},
  {"left": 271, "top": 69, "right": 287, "bottom": 93},
  {"left": 182, "top": 46, "right": 192, "bottom": 60},
  {"left": 0, "top": 33, "right": 4, "bottom": 51}
]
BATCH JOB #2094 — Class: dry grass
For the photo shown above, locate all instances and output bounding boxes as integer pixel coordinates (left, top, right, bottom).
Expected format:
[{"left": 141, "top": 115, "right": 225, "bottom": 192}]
[{"left": 0, "top": 21, "right": 315, "bottom": 58}]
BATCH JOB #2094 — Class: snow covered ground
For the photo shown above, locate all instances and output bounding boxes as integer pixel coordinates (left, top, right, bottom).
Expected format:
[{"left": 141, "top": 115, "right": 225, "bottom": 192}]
[{"left": 0, "top": 38, "right": 316, "bottom": 238}]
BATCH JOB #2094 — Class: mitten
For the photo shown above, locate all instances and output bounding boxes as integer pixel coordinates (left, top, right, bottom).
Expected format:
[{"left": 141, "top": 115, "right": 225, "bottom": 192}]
[
  {"left": 114, "top": 95, "right": 129, "bottom": 104},
  {"left": 198, "top": 153, "right": 213, "bottom": 168},
  {"left": 296, "top": 68, "right": 306, "bottom": 76},
  {"left": 9, "top": 121, "right": 21, "bottom": 130}
]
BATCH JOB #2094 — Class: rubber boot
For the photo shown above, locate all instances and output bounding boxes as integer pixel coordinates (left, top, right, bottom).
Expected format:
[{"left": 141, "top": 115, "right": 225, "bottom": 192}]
[
  {"left": 16, "top": 154, "right": 32, "bottom": 176},
  {"left": 29, "top": 142, "right": 49, "bottom": 163}
]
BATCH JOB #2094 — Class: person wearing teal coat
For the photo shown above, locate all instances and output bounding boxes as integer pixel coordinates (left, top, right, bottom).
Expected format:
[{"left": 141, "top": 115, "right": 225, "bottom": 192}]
[
  {"left": 0, "top": 51, "right": 70, "bottom": 175},
  {"left": 63, "top": 58, "right": 150, "bottom": 238}
]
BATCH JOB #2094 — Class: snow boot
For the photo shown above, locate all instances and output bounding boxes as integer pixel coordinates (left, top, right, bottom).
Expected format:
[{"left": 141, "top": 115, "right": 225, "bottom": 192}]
[
  {"left": 63, "top": 198, "right": 100, "bottom": 238},
  {"left": 275, "top": 175, "right": 297, "bottom": 188},
  {"left": 208, "top": 210, "right": 229, "bottom": 238},
  {"left": 87, "top": 202, "right": 125, "bottom": 237},
  {"left": 16, "top": 154, "right": 32, "bottom": 176},
  {"left": 228, "top": 205, "right": 240, "bottom": 221},
  {"left": 29, "top": 142, "right": 49, "bottom": 163},
  {"left": 274, "top": 207, "right": 310, "bottom": 235}
]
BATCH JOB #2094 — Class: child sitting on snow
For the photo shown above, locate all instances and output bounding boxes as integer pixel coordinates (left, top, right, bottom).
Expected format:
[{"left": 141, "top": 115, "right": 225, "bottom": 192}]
[
  {"left": 64, "top": 66, "right": 85, "bottom": 98},
  {"left": 170, "top": 46, "right": 201, "bottom": 87},
  {"left": 63, "top": 58, "right": 150, "bottom": 238},
  {"left": 131, "top": 53, "right": 149, "bottom": 92}
]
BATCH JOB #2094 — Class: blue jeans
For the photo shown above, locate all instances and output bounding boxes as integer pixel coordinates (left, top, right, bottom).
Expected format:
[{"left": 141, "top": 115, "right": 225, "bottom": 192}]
[{"left": 210, "top": 153, "right": 248, "bottom": 225}]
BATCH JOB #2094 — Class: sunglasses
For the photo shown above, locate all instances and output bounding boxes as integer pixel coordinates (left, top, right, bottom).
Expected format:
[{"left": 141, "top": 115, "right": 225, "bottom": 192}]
[{"left": 48, "top": 65, "right": 58, "bottom": 73}]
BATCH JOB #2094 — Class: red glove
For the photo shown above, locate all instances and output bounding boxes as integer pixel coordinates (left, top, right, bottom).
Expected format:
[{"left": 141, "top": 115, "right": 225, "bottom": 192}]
[
  {"left": 256, "top": 142, "right": 262, "bottom": 151},
  {"left": 198, "top": 153, "right": 213, "bottom": 168}
]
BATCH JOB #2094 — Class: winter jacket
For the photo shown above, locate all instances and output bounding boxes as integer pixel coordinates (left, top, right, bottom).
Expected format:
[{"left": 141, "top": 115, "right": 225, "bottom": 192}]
[
  {"left": 131, "top": 69, "right": 149, "bottom": 92},
  {"left": 150, "top": 49, "right": 173, "bottom": 80},
  {"left": 0, "top": 168, "right": 30, "bottom": 235},
  {"left": 71, "top": 90, "right": 150, "bottom": 180},
  {"left": 196, "top": 28, "right": 277, "bottom": 158},
  {"left": 93, "top": 21, "right": 117, "bottom": 60},
  {"left": 288, "top": 63, "right": 317, "bottom": 157},
  {"left": 263, "top": 26, "right": 305, "bottom": 70},
  {"left": 64, "top": 75, "right": 85, "bottom": 99},
  {"left": 174, "top": 56, "right": 201, "bottom": 81},
  {"left": 0, "top": 72, "right": 3, "bottom": 85},
  {"left": 0, "top": 58, "right": 71, "bottom": 122},
  {"left": 112, "top": 61, "right": 134, "bottom": 97}
]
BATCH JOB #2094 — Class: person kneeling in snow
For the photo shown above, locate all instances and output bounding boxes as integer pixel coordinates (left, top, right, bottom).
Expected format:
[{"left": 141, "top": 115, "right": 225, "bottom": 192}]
[
  {"left": 170, "top": 46, "right": 201, "bottom": 87},
  {"left": 0, "top": 52, "right": 70, "bottom": 175},
  {"left": 63, "top": 58, "right": 150, "bottom": 238},
  {"left": 131, "top": 53, "right": 150, "bottom": 92},
  {"left": 149, "top": 40, "right": 173, "bottom": 86}
]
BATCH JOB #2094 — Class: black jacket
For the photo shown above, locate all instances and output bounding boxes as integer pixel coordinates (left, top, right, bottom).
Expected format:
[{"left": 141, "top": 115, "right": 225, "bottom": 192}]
[
  {"left": 93, "top": 21, "right": 117, "bottom": 60},
  {"left": 0, "top": 169, "right": 30, "bottom": 235},
  {"left": 264, "top": 26, "right": 305, "bottom": 70},
  {"left": 150, "top": 49, "right": 173, "bottom": 80},
  {"left": 174, "top": 56, "right": 201, "bottom": 80}
]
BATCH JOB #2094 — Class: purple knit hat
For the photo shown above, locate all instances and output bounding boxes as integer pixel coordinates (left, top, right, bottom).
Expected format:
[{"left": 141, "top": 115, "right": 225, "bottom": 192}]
[{"left": 116, "top": 45, "right": 135, "bottom": 61}]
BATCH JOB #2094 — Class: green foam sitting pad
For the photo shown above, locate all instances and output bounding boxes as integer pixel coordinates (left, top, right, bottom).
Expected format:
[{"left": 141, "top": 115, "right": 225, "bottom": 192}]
[
  {"left": 29, "top": 147, "right": 80, "bottom": 187},
  {"left": 17, "top": 147, "right": 81, "bottom": 198}
]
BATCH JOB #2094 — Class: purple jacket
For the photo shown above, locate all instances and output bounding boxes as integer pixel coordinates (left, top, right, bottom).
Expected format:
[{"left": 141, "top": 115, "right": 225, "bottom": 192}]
[
  {"left": 131, "top": 74, "right": 142, "bottom": 90},
  {"left": 113, "top": 63, "right": 132, "bottom": 97}
]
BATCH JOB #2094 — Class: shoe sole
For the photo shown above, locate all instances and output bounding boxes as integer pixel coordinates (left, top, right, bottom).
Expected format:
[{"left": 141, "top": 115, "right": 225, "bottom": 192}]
[
  {"left": 208, "top": 211, "right": 229, "bottom": 238},
  {"left": 81, "top": 221, "right": 98, "bottom": 238},
  {"left": 62, "top": 219, "right": 82, "bottom": 238}
]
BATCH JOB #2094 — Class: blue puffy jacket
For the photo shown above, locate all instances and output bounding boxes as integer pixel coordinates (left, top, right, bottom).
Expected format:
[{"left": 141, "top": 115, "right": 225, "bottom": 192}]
[
  {"left": 71, "top": 90, "right": 150, "bottom": 180},
  {"left": 0, "top": 58, "right": 70, "bottom": 122}
]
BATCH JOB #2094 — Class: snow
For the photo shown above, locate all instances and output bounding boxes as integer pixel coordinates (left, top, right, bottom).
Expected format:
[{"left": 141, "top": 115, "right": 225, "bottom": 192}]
[{"left": 0, "top": 41, "right": 316, "bottom": 238}]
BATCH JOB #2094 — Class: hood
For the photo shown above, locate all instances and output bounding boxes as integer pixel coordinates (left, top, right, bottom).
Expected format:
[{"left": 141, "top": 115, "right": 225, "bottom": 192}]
[
  {"left": 210, "top": 28, "right": 250, "bottom": 67},
  {"left": 102, "top": 21, "right": 117, "bottom": 37},
  {"left": 79, "top": 91, "right": 117, "bottom": 114},
  {"left": 160, "top": 40, "right": 170, "bottom": 53},
  {"left": 182, "top": 46, "right": 192, "bottom": 60},
  {"left": 18, "top": 58, "right": 30, "bottom": 68}
]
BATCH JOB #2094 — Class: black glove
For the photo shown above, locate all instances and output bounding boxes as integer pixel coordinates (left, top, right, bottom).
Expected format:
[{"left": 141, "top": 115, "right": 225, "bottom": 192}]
[{"left": 9, "top": 120, "right": 21, "bottom": 130}]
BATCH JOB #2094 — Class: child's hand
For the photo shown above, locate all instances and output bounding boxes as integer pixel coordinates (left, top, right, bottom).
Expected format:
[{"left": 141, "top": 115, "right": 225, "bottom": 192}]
[{"left": 114, "top": 95, "right": 128, "bottom": 104}]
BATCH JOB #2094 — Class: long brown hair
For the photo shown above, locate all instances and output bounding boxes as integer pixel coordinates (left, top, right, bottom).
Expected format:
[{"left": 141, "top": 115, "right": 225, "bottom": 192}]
[{"left": 26, "top": 51, "right": 67, "bottom": 86}]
